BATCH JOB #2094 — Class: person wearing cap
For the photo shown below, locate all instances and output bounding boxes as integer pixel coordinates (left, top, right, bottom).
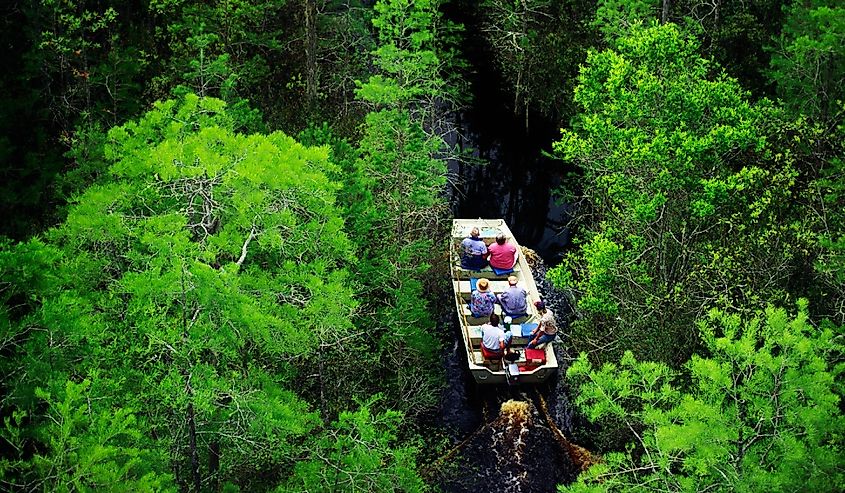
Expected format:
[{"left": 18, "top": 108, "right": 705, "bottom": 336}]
[
  {"left": 527, "top": 300, "right": 557, "bottom": 349},
  {"left": 481, "top": 313, "right": 512, "bottom": 356},
  {"left": 460, "top": 227, "right": 489, "bottom": 270},
  {"left": 469, "top": 277, "right": 497, "bottom": 318},
  {"left": 487, "top": 233, "right": 518, "bottom": 271},
  {"left": 497, "top": 275, "right": 528, "bottom": 317}
]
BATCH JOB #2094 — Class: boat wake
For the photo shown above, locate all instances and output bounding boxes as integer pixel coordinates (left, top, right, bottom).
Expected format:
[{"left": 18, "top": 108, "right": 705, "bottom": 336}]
[{"left": 433, "top": 394, "right": 579, "bottom": 493}]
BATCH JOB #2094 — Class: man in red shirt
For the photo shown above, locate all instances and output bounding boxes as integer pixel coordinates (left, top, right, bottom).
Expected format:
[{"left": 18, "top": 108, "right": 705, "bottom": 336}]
[{"left": 487, "top": 234, "right": 518, "bottom": 271}]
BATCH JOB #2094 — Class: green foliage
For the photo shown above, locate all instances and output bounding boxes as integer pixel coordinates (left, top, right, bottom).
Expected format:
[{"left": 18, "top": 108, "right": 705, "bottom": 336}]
[
  {"left": 564, "top": 302, "right": 845, "bottom": 492},
  {"left": 481, "top": 0, "right": 598, "bottom": 123},
  {"left": 359, "top": 0, "right": 463, "bottom": 110},
  {"left": 0, "top": 94, "right": 360, "bottom": 488},
  {"left": 337, "top": 0, "right": 454, "bottom": 417},
  {"left": 592, "top": 0, "right": 657, "bottom": 41},
  {"left": 768, "top": 0, "right": 845, "bottom": 121},
  {"left": 0, "top": 0, "right": 148, "bottom": 238},
  {"left": 1, "top": 379, "right": 175, "bottom": 491},
  {"left": 282, "top": 396, "right": 427, "bottom": 492},
  {"left": 148, "top": 0, "right": 285, "bottom": 106},
  {"left": 592, "top": 0, "right": 787, "bottom": 96},
  {"left": 550, "top": 23, "right": 797, "bottom": 365}
]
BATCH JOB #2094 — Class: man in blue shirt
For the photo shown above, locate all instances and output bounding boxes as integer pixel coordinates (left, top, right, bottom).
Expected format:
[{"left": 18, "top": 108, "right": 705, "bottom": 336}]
[
  {"left": 460, "top": 227, "right": 488, "bottom": 270},
  {"left": 497, "top": 276, "right": 528, "bottom": 317}
]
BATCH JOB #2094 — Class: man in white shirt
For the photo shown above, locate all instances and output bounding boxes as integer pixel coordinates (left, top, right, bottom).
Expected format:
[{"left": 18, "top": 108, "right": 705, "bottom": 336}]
[{"left": 481, "top": 313, "right": 512, "bottom": 355}]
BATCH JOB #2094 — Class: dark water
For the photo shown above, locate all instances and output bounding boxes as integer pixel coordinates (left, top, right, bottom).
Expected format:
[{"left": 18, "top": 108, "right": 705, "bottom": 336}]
[
  {"left": 432, "top": 4, "right": 584, "bottom": 492},
  {"left": 432, "top": 262, "right": 582, "bottom": 493},
  {"left": 433, "top": 324, "right": 579, "bottom": 493},
  {"left": 445, "top": 3, "right": 572, "bottom": 264}
]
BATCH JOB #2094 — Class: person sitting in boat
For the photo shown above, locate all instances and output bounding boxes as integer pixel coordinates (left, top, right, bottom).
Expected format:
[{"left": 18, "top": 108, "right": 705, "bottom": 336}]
[
  {"left": 460, "top": 227, "right": 489, "bottom": 270},
  {"left": 481, "top": 313, "right": 512, "bottom": 357},
  {"left": 497, "top": 275, "right": 528, "bottom": 317},
  {"left": 487, "top": 233, "right": 518, "bottom": 273},
  {"left": 527, "top": 300, "right": 558, "bottom": 349},
  {"left": 469, "top": 278, "right": 497, "bottom": 318}
]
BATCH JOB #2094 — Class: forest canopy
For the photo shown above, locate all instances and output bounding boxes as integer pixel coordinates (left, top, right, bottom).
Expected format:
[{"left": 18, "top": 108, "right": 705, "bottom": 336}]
[{"left": 0, "top": 0, "right": 843, "bottom": 491}]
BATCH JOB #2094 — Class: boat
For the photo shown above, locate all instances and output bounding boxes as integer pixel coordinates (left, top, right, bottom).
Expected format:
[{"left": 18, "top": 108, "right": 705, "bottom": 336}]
[{"left": 450, "top": 219, "right": 559, "bottom": 384}]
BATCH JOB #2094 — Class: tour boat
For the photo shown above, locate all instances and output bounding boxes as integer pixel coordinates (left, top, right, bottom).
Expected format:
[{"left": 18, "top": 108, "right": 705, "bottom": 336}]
[{"left": 451, "top": 219, "right": 558, "bottom": 384}]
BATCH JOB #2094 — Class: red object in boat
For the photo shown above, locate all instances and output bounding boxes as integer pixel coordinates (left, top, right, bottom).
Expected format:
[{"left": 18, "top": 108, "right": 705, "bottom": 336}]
[{"left": 524, "top": 348, "right": 546, "bottom": 364}]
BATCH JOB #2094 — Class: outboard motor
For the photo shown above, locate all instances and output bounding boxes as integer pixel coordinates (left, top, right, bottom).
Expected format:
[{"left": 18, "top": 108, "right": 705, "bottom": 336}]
[{"left": 504, "top": 351, "right": 520, "bottom": 385}]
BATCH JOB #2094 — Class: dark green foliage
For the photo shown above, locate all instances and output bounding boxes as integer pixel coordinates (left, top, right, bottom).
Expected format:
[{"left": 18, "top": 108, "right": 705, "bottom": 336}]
[
  {"left": 592, "top": 0, "right": 785, "bottom": 97},
  {"left": 768, "top": 0, "right": 845, "bottom": 121},
  {"left": 1, "top": 379, "right": 174, "bottom": 491},
  {"left": 480, "top": 0, "right": 599, "bottom": 125},
  {"left": 0, "top": 0, "right": 146, "bottom": 238},
  {"left": 282, "top": 396, "right": 427, "bottom": 492},
  {"left": 337, "top": 0, "right": 456, "bottom": 417},
  {"left": 146, "top": 0, "right": 284, "bottom": 126},
  {"left": 0, "top": 0, "right": 843, "bottom": 490}
]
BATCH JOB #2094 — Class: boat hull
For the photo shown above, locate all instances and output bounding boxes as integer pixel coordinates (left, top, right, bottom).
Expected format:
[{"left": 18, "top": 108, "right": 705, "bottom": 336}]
[{"left": 451, "top": 219, "right": 558, "bottom": 385}]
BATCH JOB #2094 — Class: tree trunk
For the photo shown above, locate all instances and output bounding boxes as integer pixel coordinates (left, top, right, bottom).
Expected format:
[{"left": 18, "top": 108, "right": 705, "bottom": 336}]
[
  {"left": 187, "top": 399, "right": 201, "bottom": 492},
  {"left": 662, "top": 0, "right": 670, "bottom": 24},
  {"left": 180, "top": 265, "right": 201, "bottom": 492},
  {"left": 305, "top": 0, "right": 318, "bottom": 117},
  {"left": 209, "top": 439, "right": 220, "bottom": 492}
]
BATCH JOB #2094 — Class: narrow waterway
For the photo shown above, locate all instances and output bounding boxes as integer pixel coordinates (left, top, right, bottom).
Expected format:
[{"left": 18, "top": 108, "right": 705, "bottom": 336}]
[
  {"left": 432, "top": 4, "right": 586, "bottom": 492},
  {"left": 445, "top": 3, "right": 571, "bottom": 264}
]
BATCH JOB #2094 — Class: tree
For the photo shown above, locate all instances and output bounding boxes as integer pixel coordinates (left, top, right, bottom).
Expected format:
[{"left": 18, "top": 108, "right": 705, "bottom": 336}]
[
  {"left": 549, "top": 23, "right": 794, "bottom": 365},
  {"left": 147, "top": 0, "right": 281, "bottom": 130},
  {"left": 327, "top": 0, "right": 459, "bottom": 416},
  {"left": 768, "top": 0, "right": 845, "bottom": 122},
  {"left": 0, "top": 379, "right": 174, "bottom": 491},
  {"left": 481, "top": 0, "right": 597, "bottom": 126},
  {"left": 281, "top": 396, "right": 427, "bottom": 492},
  {"left": 0, "top": 0, "right": 148, "bottom": 238},
  {"left": 0, "top": 94, "right": 358, "bottom": 489},
  {"left": 562, "top": 302, "right": 845, "bottom": 492},
  {"left": 592, "top": 0, "right": 786, "bottom": 96}
]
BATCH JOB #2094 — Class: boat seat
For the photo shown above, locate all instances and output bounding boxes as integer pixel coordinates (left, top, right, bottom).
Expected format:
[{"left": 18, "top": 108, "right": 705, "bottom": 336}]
[
  {"left": 469, "top": 326, "right": 532, "bottom": 347},
  {"left": 509, "top": 324, "right": 533, "bottom": 344},
  {"left": 454, "top": 226, "right": 502, "bottom": 240},
  {"left": 480, "top": 344, "right": 503, "bottom": 360},
  {"left": 491, "top": 266, "right": 515, "bottom": 276},
  {"left": 472, "top": 348, "right": 545, "bottom": 372},
  {"left": 462, "top": 304, "right": 502, "bottom": 324},
  {"left": 454, "top": 264, "right": 521, "bottom": 280},
  {"left": 470, "top": 350, "right": 501, "bottom": 369},
  {"left": 455, "top": 280, "right": 511, "bottom": 299}
]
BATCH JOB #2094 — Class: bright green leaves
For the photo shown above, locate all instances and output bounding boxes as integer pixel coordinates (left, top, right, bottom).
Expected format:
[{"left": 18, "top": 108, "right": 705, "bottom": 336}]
[
  {"left": 553, "top": 23, "right": 791, "bottom": 365},
  {"left": 1, "top": 94, "right": 359, "bottom": 489},
  {"left": 576, "top": 233, "right": 623, "bottom": 315},
  {"left": 282, "top": 396, "right": 427, "bottom": 493},
  {"left": 372, "top": 0, "right": 436, "bottom": 48},
  {"left": 564, "top": 303, "right": 845, "bottom": 492},
  {"left": 1, "top": 379, "right": 174, "bottom": 491},
  {"left": 568, "top": 351, "right": 679, "bottom": 423},
  {"left": 592, "top": 1, "right": 658, "bottom": 42},
  {"left": 360, "top": 1, "right": 439, "bottom": 108}
]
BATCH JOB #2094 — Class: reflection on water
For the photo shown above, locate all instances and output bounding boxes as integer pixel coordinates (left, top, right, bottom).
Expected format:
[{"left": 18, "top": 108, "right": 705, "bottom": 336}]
[{"left": 448, "top": 112, "right": 572, "bottom": 264}]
